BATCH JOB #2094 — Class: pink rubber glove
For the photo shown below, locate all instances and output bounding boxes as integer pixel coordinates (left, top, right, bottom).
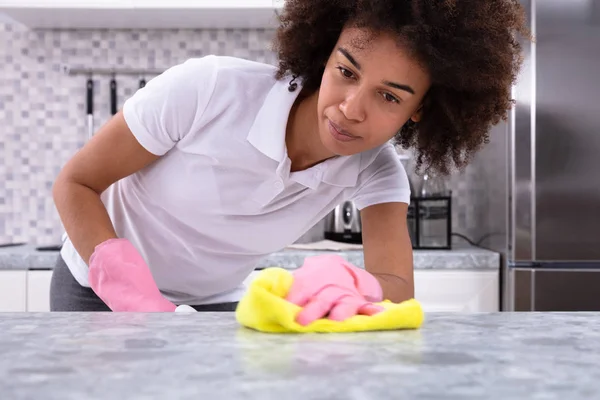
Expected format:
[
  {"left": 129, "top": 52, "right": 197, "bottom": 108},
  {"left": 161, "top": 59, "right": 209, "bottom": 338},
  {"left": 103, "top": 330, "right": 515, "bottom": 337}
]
[
  {"left": 88, "top": 238, "right": 177, "bottom": 312},
  {"left": 285, "top": 254, "right": 385, "bottom": 325}
]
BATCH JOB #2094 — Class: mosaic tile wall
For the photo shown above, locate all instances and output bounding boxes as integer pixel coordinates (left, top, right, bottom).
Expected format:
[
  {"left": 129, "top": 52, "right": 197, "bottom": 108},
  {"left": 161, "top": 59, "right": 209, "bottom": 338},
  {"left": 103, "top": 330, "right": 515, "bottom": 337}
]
[{"left": 0, "top": 18, "right": 509, "bottom": 249}]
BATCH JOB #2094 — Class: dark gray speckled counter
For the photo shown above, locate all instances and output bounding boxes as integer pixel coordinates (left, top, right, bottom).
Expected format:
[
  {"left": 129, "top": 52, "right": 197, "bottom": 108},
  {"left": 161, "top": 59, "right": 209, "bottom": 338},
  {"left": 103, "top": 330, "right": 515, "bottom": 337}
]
[
  {"left": 0, "top": 242, "right": 500, "bottom": 271},
  {"left": 1, "top": 312, "right": 599, "bottom": 399}
]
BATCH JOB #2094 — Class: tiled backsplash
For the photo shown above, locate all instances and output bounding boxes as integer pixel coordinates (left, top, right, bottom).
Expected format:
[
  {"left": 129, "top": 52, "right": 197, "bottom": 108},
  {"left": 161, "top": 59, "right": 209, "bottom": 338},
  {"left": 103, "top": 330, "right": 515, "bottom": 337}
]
[{"left": 0, "top": 19, "right": 507, "bottom": 247}]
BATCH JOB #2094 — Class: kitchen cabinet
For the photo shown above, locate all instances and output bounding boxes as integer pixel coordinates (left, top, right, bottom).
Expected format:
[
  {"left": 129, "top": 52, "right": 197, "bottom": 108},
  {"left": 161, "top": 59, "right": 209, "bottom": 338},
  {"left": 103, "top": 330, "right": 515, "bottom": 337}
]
[
  {"left": 0, "top": 0, "right": 285, "bottom": 29},
  {"left": 414, "top": 270, "right": 499, "bottom": 312},
  {"left": 26, "top": 270, "right": 53, "bottom": 312},
  {"left": 0, "top": 271, "right": 27, "bottom": 312},
  {"left": 0, "top": 268, "right": 498, "bottom": 312},
  {"left": 0, "top": 1, "right": 130, "bottom": 6}
]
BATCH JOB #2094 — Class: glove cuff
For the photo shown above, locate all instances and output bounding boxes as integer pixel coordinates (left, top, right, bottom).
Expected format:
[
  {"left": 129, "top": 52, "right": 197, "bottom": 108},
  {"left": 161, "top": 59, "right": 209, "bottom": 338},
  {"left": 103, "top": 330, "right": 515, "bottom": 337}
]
[{"left": 342, "top": 262, "right": 383, "bottom": 303}]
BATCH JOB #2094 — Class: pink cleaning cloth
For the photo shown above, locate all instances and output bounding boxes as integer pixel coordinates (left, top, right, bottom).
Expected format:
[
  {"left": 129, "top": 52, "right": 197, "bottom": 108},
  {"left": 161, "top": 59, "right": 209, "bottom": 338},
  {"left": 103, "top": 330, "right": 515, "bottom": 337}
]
[
  {"left": 88, "top": 238, "right": 177, "bottom": 312},
  {"left": 285, "top": 254, "right": 384, "bottom": 326}
]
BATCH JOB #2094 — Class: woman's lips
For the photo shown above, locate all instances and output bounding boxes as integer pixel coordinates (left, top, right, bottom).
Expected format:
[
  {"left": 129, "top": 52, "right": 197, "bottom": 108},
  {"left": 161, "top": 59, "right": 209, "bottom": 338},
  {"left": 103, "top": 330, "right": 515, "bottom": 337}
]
[{"left": 328, "top": 119, "right": 359, "bottom": 143}]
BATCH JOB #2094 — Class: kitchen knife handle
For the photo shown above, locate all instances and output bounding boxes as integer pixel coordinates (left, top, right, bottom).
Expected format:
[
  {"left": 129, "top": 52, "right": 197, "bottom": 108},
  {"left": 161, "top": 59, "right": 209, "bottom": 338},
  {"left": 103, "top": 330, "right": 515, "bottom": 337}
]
[
  {"left": 110, "top": 76, "right": 117, "bottom": 115},
  {"left": 86, "top": 78, "right": 94, "bottom": 115},
  {"left": 86, "top": 76, "right": 94, "bottom": 140}
]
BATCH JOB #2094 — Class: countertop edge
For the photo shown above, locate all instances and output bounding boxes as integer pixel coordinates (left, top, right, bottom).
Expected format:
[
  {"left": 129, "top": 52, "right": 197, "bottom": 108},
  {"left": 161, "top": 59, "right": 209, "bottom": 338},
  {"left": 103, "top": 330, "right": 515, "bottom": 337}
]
[{"left": 0, "top": 243, "right": 500, "bottom": 271}]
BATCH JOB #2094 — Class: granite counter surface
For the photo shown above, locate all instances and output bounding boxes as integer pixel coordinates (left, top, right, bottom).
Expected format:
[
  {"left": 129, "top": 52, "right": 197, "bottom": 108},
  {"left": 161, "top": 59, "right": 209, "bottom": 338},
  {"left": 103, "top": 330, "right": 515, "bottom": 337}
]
[
  {"left": 0, "top": 242, "right": 499, "bottom": 271},
  {"left": 1, "top": 312, "right": 599, "bottom": 399}
]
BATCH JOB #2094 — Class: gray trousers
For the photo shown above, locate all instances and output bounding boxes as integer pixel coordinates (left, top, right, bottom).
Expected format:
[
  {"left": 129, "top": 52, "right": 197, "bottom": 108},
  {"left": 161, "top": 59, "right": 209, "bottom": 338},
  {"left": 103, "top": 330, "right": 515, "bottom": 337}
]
[{"left": 49, "top": 255, "right": 238, "bottom": 312}]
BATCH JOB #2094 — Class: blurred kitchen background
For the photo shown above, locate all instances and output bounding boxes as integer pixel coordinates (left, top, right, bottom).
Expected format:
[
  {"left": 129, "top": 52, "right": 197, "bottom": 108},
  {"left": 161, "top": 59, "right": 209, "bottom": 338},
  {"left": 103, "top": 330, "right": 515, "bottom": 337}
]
[
  {"left": 0, "top": 8, "right": 504, "bottom": 249},
  {"left": 1, "top": 0, "right": 599, "bottom": 311}
]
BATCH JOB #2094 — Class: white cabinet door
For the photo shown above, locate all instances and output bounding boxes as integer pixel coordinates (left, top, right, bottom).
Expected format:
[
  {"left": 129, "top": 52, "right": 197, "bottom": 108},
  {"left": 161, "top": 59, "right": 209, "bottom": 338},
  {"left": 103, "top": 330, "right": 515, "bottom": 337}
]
[
  {"left": 134, "top": 0, "right": 274, "bottom": 7},
  {"left": 414, "top": 270, "right": 499, "bottom": 312},
  {"left": 0, "top": 1, "right": 132, "bottom": 7},
  {"left": 0, "top": 1, "right": 279, "bottom": 7},
  {"left": 0, "top": 0, "right": 279, "bottom": 28},
  {"left": 131, "top": 0, "right": 279, "bottom": 29},
  {"left": 26, "top": 270, "right": 53, "bottom": 312},
  {"left": 0, "top": 271, "right": 27, "bottom": 312}
]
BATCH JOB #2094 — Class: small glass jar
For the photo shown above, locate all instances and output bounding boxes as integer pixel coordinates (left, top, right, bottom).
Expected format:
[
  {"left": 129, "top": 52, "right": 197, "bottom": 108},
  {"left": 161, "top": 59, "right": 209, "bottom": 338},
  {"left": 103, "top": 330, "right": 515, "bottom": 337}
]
[{"left": 415, "top": 173, "right": 451, "bottom": 249}]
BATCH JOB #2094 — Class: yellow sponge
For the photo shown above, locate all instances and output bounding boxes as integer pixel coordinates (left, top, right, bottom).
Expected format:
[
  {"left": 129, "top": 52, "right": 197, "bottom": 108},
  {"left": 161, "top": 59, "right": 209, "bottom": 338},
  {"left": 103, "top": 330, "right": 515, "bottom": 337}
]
[{"left": 235, "top": 267, "right": 425, "bottom": 333}]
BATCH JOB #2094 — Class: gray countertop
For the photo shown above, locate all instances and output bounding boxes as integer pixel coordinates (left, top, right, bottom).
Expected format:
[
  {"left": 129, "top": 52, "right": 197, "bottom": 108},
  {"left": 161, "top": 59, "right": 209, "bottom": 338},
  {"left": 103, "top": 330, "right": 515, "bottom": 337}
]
[
  {"left": 0, "top": 242, "right": 499, "bottom": 271},
  {"left": 1, "top": 311, "right": 599, "bottom": 399}
]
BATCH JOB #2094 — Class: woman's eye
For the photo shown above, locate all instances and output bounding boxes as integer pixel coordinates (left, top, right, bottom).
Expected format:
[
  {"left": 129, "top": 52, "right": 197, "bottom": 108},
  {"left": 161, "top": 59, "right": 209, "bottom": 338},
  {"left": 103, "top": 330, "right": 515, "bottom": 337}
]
[
  {"left": 382, "top": 93, "right": 400, "bottom": 104},
  {"left": 337, "top": 67, "right": 354, "bottom": 79}
]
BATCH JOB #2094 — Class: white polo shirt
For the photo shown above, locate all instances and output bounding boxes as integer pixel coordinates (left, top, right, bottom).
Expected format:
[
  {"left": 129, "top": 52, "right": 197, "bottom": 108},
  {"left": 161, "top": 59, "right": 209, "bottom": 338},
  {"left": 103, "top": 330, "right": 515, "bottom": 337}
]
[{"left": 60, "top": 55, "right": 411, "bottom": 305}]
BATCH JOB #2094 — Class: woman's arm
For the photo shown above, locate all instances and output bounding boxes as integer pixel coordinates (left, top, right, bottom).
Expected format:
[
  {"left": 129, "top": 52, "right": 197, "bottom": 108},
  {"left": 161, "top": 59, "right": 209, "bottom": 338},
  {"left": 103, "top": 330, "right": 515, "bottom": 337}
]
[
  {"left": 360, "top": 201, "right": 415, "bottom": 303},
  {"left": 53, "top": 111, "right": 160, "bottom": 264}
]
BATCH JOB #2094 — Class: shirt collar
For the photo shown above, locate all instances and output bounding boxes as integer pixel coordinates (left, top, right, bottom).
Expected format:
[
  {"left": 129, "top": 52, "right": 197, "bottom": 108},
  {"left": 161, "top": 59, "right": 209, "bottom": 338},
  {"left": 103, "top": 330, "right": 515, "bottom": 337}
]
[
  {"left": 247, "top": 75, "right": 362, "bottom": 188},
  {"left": 246, "top": 75, "right": 300, "bottom": 163}
]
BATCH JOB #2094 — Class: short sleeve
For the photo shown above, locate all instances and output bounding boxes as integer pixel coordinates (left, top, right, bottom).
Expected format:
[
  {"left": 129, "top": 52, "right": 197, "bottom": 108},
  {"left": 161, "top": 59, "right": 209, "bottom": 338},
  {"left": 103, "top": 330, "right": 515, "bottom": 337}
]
[
  {"left": 351, "top": 145, "right": 412, "bottom": 210},
  {"left": 122, "top": 55, "right": 219, "bottom": 156}
]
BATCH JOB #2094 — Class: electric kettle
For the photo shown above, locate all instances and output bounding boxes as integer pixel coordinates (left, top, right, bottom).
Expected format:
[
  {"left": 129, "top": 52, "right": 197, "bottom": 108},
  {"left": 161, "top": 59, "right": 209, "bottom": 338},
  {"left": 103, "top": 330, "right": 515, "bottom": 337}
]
[{"left": 323, "top": 200, "right": 362, "bottom": 244}]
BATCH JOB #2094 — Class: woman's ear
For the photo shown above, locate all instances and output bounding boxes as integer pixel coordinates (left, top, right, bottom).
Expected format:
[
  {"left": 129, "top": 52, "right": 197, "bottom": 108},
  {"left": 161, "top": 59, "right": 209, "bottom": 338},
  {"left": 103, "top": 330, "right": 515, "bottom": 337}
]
[{"left": 410, "top": 105, "right": 424, "bottom": 123}]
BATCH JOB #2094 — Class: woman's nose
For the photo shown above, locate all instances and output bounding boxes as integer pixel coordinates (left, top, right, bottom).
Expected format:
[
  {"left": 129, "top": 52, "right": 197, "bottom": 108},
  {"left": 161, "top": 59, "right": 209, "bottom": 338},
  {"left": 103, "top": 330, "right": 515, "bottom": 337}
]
[{"left": 339, "top": 89, "right": 366, "bottom": 123}]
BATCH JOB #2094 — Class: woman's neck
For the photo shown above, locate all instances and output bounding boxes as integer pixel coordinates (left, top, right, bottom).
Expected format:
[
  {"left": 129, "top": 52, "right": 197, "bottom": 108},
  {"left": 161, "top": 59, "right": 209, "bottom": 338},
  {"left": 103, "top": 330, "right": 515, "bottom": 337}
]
[{"left": 285, "top": 89, "right": 336, "bottom": 172}]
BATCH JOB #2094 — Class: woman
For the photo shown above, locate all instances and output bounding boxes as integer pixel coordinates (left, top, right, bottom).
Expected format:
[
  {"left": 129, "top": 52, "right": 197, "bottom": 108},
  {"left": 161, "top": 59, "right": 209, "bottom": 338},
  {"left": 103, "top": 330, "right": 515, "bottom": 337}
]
[{"left": 50, "top": 0, "right": 529, "bottom": 323}]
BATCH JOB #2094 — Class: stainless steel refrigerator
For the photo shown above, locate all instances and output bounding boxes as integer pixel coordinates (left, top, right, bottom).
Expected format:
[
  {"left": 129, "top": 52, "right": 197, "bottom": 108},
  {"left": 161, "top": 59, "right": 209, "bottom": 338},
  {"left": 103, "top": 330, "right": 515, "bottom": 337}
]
[{"left": 503, "top": 0, "right": 600, "bottom": 311}]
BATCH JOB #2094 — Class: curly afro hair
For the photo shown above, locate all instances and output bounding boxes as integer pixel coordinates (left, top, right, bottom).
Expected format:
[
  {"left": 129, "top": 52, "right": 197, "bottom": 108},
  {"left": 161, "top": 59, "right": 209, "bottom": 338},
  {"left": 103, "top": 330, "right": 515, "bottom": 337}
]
[{"left": 272, "top": 0, "right": 531, "bottom": 175}]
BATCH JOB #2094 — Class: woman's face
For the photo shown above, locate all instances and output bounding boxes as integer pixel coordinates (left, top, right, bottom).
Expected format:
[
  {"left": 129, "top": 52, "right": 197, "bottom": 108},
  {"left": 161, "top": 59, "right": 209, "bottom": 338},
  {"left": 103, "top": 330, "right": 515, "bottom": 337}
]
[{"left": 317, "top": 27, "right": 431, "bottom": 156}]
